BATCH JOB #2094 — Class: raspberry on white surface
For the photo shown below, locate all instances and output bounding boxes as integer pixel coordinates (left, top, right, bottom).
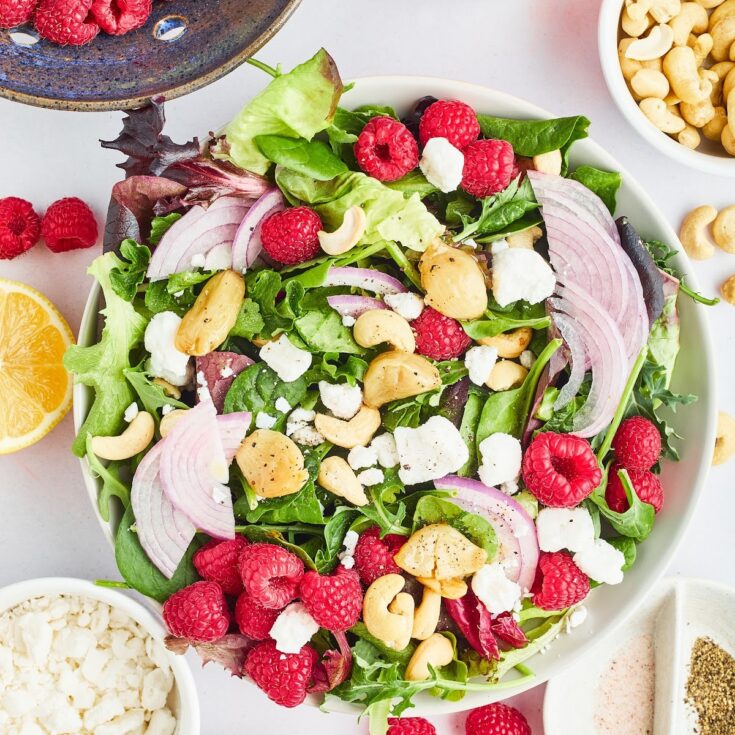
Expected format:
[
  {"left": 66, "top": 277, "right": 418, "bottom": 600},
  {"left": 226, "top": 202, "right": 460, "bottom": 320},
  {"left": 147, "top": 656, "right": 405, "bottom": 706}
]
[
  {"left": 347, "top": 444, "right": 379, "bottom": 471},
  {"left": 384, "top": 292, "right": 425, "bottom": 321},
  {"left": 318, "top": 380, "right": 363, "bottom": 420},
  {"left": 491, "top": 247, "right": 556, "bottom": 307},
  {"left": 471, "top": 563, "right": 522, "bottom": 615},
  {"left": 370, "top": 433, "right": 399, "bottom": 468},
  {"left": 536, "top": 507, "right": 596, "bottom": 553},
  {"left": 255, "top": 412, "right": 277, "bottom": 430},
  {"left": 465, "top": 345, "right": 499, "bottom": 386},
  {"left": 357, "top": 467, "right": 385, "bottom": 487},
  {"left": 260, "top": 335, "right": 312, "bottom": 383},
  {"left": 269, "top": 602, "right": 320, "bottom": 654},
  {"left": 573, "top": 538, "right": 625, "bottom": 585},
  {"left": 419, "top": 137, "right": 465, "bottom": 193},
  {"left": 144, "top": 311, "right": 192, "bottom": 387},
  {"left": 477, "top": 432, "right": 522, "bottom": 488}
]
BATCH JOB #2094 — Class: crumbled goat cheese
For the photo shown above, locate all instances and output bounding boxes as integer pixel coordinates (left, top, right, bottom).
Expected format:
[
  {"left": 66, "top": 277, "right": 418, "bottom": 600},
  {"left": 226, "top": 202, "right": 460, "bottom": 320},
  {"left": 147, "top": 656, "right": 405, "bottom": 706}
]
[
  {"left": 573, "top": 539, "right": 625, "bottom": 585},
  {"left": 161, "top": 404, "right": 175, "bottom": 416},
  {"left": 269, "top": 603, "right": 319, "bottom": 655},
  {"left": 536, "top": 507, "right": 595, "bottom": 553},
  {"left": 190, "top": 253, "right": 206, "bottom": 269},
  {"left": 463, "top": 238, "right": 479, "bottom": 249},
  {"left": 212, "top": 485, "right": 230, "bottom": 505},
  {"left": 203, "top": 242, "right": 232, "bottom": 272},
  {"left": 384, "top": 292, "right": 424, "bottom": 321},
  {"left": 357, "top": 468, "right": 385, "bottom": 487},
  {"left": 500, "top": 480, "right": 519, "bottom": 495},
  {"left": 519, "top": 350, "right": 536, "bottom": 369},
  {"left": 490, "top": 238, "right": 509, "bottom": 254},
  {"left": 338, "top": 530, "right": 360, "bottom": 570},
  {"left": 144, "top": 311, "right": 192, "bottom": 387},
  {"left": 565, "top": 605, "right": 588, "bottom": 632},
  {"left": 348, "top": 445, "right": 379, "bottom": 471},
  {"left": 123, "top": 402, "right": 139, "bottom": 423},
  {"left": 472, "top": 563, "right": 522, "bottom": 615},
  {"left": 255, "top": 412, "right": 277, "bottom": 430},
  {"left": 395, "top": 416, "right": 469, "bottom": 485},
  {"left": 419, "top": 137, "right": 464, "bottom": 193},
  {"left": 477, "top": 432, "right": 522, "bottom": 488},
  {"left": 290, "top": 426, "right": 325, "bottom": 447},
  {"left": 465, "top": 345, "right": 498, "bottom": 386},
  {"left": 491, "top": 248, "right": 556, "bottom": 307},
  {"left": 260, "top": 335, "right": 312, "bottom": 382},
  {"left": 0, "top": 595, "right": 176, "bottom": 735},
  {"left": 274, "top": 397, "right": 291, "bottom": 413},
  {"left": 341, "top": 314, "right": 356, "bottom": 327},
  {"left": 220, "top": 365, "right": 235, "bottom": 378},
  {"left": 318, "top": 381, "right": 363, "bottom": 420},
  {"left": 370, "top": 433, "right": 399, "bottom": 468}
]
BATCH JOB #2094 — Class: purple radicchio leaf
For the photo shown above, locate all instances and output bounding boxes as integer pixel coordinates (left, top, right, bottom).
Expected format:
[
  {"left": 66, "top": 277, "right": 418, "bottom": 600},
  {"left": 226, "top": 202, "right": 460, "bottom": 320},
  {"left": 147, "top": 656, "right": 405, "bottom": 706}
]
[
  {"left": 439, "top": 376, "right": 470, "bottom": 427},
  {"left": 165, "top": 633, "right": 254, "bottom": 677},
  {"left": 491, "top": 612, "right": 528, "bottom": 649},
  {"left": 445, "top": 590, "right": 500, "bottom": 662},
  {"left": 195, "top": 352, "right": 254, "bottom": 413},
  {"left": 308, "top": 630, "right": 353, "bottom": 693}
]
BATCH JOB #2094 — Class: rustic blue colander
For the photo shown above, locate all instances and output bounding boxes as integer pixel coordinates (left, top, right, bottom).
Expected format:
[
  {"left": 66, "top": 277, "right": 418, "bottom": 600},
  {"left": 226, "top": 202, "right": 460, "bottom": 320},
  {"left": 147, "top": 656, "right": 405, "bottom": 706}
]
[{"left": 0, "top": 0, "right": 300, "bottom": 111}]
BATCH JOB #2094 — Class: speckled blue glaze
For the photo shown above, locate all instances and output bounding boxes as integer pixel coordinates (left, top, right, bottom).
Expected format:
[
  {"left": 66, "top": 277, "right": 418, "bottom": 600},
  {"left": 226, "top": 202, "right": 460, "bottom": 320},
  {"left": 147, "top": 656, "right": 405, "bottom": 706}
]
[{"left": 0, "top": 0, "right": 300, "bottom": 111}]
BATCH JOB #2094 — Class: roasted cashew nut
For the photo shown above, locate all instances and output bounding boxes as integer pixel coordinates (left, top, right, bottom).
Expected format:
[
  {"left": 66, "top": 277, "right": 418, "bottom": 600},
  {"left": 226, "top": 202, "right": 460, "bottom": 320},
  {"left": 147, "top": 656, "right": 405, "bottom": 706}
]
[
  {"left": 727, "top": 88, "right": 735, "bottom": 135},
  {"left": 412, "top": 588, "right": 442, "bottom": 640},
  {"left": 714, "top": 411, "right": 735, "bottom": 463},
  {"left": 626, "top": 0, "right": 654, "bottom": 19},
  {"left": 314, "top": 405, "right": 381, "bottom": 448},
  {"left": 416, "top": 576, "right": 469, "bottom": 599},
  {"left": 689, "top": 32, "right": 714, "bottom": 65},
  {"left": 694, "top": 0, "right": 728, "bottom": 9},
  {"left": 680, "top": 96, "right": 716, "bottom": 126},
  {"left": 486, "top": 360, "right": 529, "bottom": 391},
  {"left": 678, "top": 123, "right": 702, "bottom": 147},
  {"left": 152, "top": 377, "right": 181, "bottom": 400},
  {"left": 670, "top": 2, "right": 709, "bottom": 45},
  {"left": 91, "top": 412, "right": 155, "bottom": 461},
  {"left": 362, "top": 351, "right": 441, "bottom": 408},
  {"left": 723, "top": 121, "right": 735, "bottom": 152},
  {"left": 679, "top": 205, "right": 718, "bottom": 259},
  {"left": 405, "top": 633, "right": 454, "bottom": 682},
  {"left": 620, "top": 38, "right": 644, "bottom": 81},
  {"left": 353, "top": 309, "right": 416, "bottom": 353},
  {"left": 650, "top": 0, "right": 682, "bottom": 22},
  {"left": 713, "top": 205, "right": 735, "bottom": 252},
  {"left": 159, "top": 409, "right": 188, "bottom": 438},
  {"left": 640, "top": 97, "right": 688, "bottom": 132},
  {"left": 363, "top": 574, "right": 415, "bottom": 651},
  {"left": 506, "top": 226, "right": 543, "bottom": 250},
  {"left": 478, "top": 327, "right": 533, "bottom": 358},
  {"left": 711, "top": 15, "right": 735, "bottom": 60},
  {"left": 531, "top": 149, "right": 563, "bottom": 176},
  {"left": 631, "top": 68, "right": 671, "bottom": 98},
  {"left": 317, "top": 456, "right": 369, "bottom": 506},
  {"left": 711, "top": 0, "right": 735, "bottom": 25},
  {"left": 623, "top": 6, "right": 654, "bottom": 36},
  {"left": 318, "top": 205, "right": 367, "bottom": 256},
  {"left": 703, "top": 106, "right": 729, "bottom": 138},
  {"left": 724, "top": 66, "right": 735, "bottom": 99},
  {"left": 664, "top": 46, "right": 712, "bottom": 103},
  {"left": 626, "top": 24, "right": 676, "bottom": 60}
]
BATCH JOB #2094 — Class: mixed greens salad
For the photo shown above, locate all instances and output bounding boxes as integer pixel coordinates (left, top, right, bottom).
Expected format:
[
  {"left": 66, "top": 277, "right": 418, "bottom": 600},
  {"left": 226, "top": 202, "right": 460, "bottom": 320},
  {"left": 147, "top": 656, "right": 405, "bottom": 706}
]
[{"left": 65, "top": 49, "right": 708, "bottom": 730}]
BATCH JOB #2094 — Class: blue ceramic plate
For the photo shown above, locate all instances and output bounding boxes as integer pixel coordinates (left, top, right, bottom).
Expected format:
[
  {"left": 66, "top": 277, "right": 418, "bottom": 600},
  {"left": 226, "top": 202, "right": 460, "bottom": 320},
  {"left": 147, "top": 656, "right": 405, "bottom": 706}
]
[{"left": 0, "top": 0, "right": 300, "bottom": 111}]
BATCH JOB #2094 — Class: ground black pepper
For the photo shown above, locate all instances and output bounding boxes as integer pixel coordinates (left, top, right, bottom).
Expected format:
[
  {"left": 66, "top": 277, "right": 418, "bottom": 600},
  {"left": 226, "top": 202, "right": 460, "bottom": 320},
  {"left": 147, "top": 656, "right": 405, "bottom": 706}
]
[{"left": 685, "top": 636, "right": 735, "bottom": 735}]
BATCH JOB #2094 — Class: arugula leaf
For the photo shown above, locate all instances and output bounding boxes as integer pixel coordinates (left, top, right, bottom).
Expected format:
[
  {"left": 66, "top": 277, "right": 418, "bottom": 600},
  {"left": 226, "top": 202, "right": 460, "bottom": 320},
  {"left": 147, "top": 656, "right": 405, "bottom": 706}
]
[
  {"left": 355, "top": 470, "right": 409, "bottom": 536},
  {"left": 314, "top": 509, "right": 358, "bottom": 573},
  {"left": 245, "top": 270, "right": 305, "bottom": 338},
  {"left": 115, "top": 505, "right": 201, "bottom": 602},
  {"left": 255, "top": 134, "right": 348, "bottom": 180},
  {"left": 589, "top": 466, "right": 655, "bottom": 541},
  {"left": 229, "top": 299, "right": 265, "bottom": 340},
  {"left": 222, "top": 49, "right": 343, "bottom": 175},
  {"left": 149, "top": 213, "right": 182, "bottom": 245},
  {"left": 109, "top": 239, "right": 151, "bottom": 301},
  {"left": 350, "top": 623, "right": 416, "bottom": 665},
  {"left": 64, "top": 253, "right": 148, "bottom": 456},
  {"left": 413, "top": 496, "right": 498, "bottom": 561},
  {"left": 123, "top": 368, "right": 187, "bottom": 419},
  {"left": 569, "top": 165, "right": 621, "bottom": 215}
]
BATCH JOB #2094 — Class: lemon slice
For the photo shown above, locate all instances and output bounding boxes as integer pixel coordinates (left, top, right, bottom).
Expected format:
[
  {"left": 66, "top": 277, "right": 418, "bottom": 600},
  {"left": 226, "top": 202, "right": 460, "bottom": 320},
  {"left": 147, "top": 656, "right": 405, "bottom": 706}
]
[{"left": 0, "top": 279, "right": 74, "bottom": 454}]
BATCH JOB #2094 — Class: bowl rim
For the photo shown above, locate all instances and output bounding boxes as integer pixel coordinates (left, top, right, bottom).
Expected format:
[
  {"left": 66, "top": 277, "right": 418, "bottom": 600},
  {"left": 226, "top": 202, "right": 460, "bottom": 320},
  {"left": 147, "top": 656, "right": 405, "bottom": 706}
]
[
  {"left": 0, "top": 576, "right": 200, "bottom": 734},
  {"left": 0, "top": 0, "right": 301, "bottom": 112},
  {"left": 597, "top": 0, "right": 735, "bottom": 178},
  {"left": 73, "top": 74, "right": 717, "bottom": 714}
]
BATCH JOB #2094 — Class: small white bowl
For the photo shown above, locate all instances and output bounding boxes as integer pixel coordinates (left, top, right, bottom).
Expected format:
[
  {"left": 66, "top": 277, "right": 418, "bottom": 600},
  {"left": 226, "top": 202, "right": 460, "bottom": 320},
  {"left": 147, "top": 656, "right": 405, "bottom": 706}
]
[
  {"left": 0, "top": 577, "right": 200, "bottom": 735},
  {"left": 598, "top": 0, "right": 735, "bottom": 177}
]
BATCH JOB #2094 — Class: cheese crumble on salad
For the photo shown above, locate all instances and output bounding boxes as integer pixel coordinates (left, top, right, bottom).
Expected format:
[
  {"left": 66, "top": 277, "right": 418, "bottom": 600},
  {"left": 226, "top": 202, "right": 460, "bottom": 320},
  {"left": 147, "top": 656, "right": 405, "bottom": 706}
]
[{"left": 65, "top": 49, "right": 708, "bottom": 732}]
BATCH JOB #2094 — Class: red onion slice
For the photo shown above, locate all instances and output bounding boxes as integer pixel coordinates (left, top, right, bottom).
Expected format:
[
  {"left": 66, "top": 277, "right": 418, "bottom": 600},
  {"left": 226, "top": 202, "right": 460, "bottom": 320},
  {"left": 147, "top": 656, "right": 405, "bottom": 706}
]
[
  {"left": 231, "top": 189, "right": 285, "bottom": 273},
  {"left": 159, "top": 398, "right": 235, "bottom": 540},
  {"left": 216, "top": 412, "right": 250, "bottom": 462},
  {"left": 326, "top": 295, "right": 387, "bottom": 318},
  {"left": 551, "top": 313, "right": 587, "bottom": 410},
  {"left": 434, "top": 476, "right": 539, "bottom": 593},
  {"left": 324, "top": 267, "right": 407, "bottom": 295}
]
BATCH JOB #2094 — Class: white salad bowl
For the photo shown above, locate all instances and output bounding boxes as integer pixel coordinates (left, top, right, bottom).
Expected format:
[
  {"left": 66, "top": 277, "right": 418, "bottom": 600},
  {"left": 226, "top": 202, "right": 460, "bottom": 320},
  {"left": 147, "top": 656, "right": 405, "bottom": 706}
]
[
  {"left": 0, "top": 577, "right": 200, "bottom": 734},
  {"left": 598, "top": 0, "right": 735, "bottom": 177},
  {"left": 74, "top": 76, "right": 716, "bottom": 714}
]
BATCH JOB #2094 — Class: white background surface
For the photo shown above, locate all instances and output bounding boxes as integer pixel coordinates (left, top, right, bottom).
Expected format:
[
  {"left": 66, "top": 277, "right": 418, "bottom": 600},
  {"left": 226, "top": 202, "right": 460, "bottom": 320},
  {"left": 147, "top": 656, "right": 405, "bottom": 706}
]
[{"left": 1, "top": 1, "right": 734, "bottom": 732}]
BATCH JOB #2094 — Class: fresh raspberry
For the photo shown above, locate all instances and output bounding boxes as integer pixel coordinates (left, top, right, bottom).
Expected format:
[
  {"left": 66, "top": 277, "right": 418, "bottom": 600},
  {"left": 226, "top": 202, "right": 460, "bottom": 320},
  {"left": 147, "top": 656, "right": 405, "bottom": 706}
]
[
  {"left": 0, "top": 197, "right": 41, "bottom": 260},
  {"left": 612, "top": 416, "right": 662, "bottom": 471},
  {"left": 260, "top": 206, "right": 321, "bottom": 265},
  {"left": 465, "top": 703, "right": 531, "bottom": 735},
  {"left": 412, "top": 307, "right": 472, "bottom": 360},
  {"left": 0, "top": 0, "right": 38, "bottom": 28},
  {"left": 34, "top": 0, "right": 99, "bottom": 45},
  {"left": 244, "top": 640, "right": 317, "bottom": 708},
  {"left": 234, "top": 591, "right": 279, "bottom": 640},
  {"left": 162, "top": 581, "right": 230, "bottom": 643},
  {"left": 299, "top": 566, "right": 362, "bottom": 632},
  {"left": 41, "top": 197, "right": 98, "bottom": 252},
  {"left": 354, "top": 116, "right": 419, "bottom": 182},
  {"left": 522, "top": 432, "right": 602, "bottom": 508},
  {"left": 388, "top": 717, "right": 437, "bottom": 735},
  {"left": 532, "top": 551, "right": 590, "bottom": 611},
  {"left": 418, "top": 100, "right": 480, "bottom": 151},
  {"left": 239, "top": 543, "right": 304, "bottom": 610},
  {"left": 461, "top": 139, "right": 515, "bottom": 198},
  {"left": 90, "top": 0, "right": 151, "bottom": 34},
  {"left": 193, "top": 536, "right": 249, "bottom": 596},
  {"left": 353, "top": 526, "right": 405, "bottom": 586},
  {"left": 605, "top": 463, "right": 664, "bottom": 514}
]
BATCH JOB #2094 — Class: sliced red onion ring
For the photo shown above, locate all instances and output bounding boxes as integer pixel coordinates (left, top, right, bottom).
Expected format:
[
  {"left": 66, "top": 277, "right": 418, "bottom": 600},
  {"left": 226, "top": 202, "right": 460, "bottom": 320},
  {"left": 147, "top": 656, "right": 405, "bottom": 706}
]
[
  {"left": 148, "top": 196, "right": 250, "bottom": 281},
  {"left": 551, "top": 313, "right": 587, "bottom": 410},
  {"left": 326, "top": 295, "right": 387, "bottom": 318},
  {"left": 324, "top": 267, "right": 407, "bottom": 295},
  {"left": 434, "top": 476, "right": 539, "bottom": 593},
  {"left": 216, "top": 412, "right": 250, "bottom": 462},
  {"left": 159, "top": 398, "right": 235, "bottom": 540},
  {"left": 231, "top": 189, "right": 285, "bottom": 273}
]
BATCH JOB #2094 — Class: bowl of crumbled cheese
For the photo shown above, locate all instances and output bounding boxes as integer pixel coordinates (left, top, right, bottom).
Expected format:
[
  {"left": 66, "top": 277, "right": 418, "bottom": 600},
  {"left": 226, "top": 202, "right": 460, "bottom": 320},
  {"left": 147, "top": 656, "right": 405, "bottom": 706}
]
[{"left": 0, "top": 577, "right": 199, "bottom": 735}]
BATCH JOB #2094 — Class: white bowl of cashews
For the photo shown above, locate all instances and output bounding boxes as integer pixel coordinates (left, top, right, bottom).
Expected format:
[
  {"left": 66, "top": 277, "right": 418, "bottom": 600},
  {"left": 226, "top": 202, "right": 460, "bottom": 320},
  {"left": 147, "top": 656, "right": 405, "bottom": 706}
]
[{"left": 599, "top": 0, "right": 735, "bottom": 176}]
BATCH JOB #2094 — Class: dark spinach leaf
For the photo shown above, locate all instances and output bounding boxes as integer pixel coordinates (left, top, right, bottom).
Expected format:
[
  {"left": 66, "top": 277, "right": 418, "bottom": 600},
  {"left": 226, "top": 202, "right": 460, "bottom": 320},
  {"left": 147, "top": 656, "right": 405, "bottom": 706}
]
[
  {"left": 255, "top": 134, "right": 348, "bottom": 180},
  {"left": 569, "top": 165, "right": 621, "bottom": 215}
]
